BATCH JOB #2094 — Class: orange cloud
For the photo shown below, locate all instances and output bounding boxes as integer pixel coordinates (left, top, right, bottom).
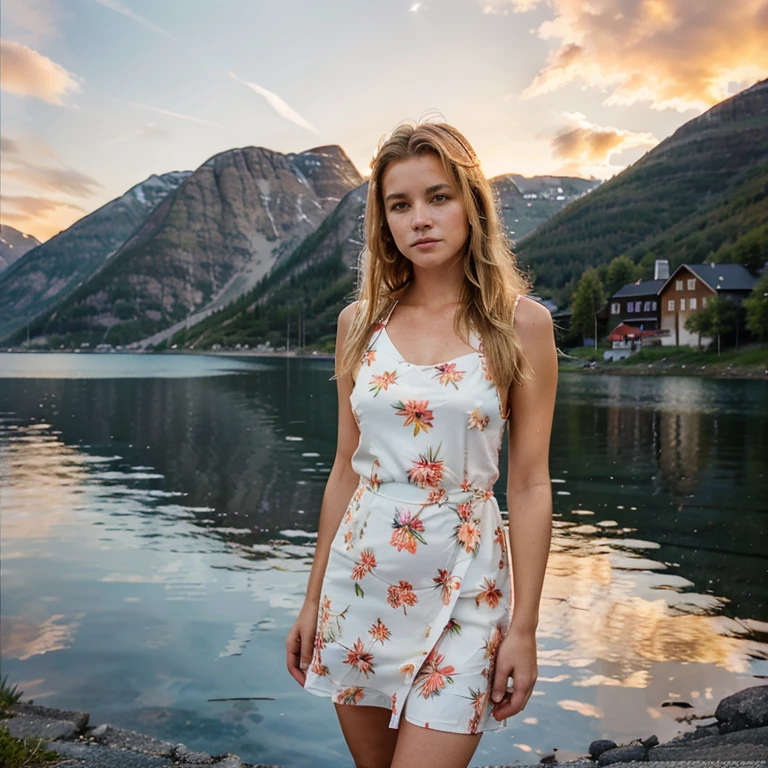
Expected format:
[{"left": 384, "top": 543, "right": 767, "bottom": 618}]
[
  {"left": 0, "top": 39, "right": 81, "bottom": 105},
  {"left": 497, "top": 0, "right": 768, "bottom": 111},
  {"left": 1, "top": 0, "right": 65, "bottom": 45},
  {"left": 551, "top": 112, "right": 657, "bottom": 176},
  {"left": 0, "top": 195, "right": 88, "bottom": 241}
]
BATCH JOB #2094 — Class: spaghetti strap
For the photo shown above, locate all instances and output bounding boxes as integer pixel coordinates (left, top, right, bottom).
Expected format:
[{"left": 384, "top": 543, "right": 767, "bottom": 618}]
[
  {"left": 381, "top": 297, "right": 399, "bottom": 326},
  {"left": 511, "top": 294, "right": 522, "bottom": 326}
]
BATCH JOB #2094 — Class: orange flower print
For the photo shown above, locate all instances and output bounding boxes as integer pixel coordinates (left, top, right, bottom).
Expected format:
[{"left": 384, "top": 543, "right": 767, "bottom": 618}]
[
  {"left": 476, "top": 577, "right": 503, "bottom": 609},
  {"left": 494, "top": 525, "right": 508, "bottom": 570},
  {"left": 391, "top": 692, "right": 397, "bottom": 715},
  {"left": 318, "top": 595, "right": 349, "bottom": 644},
  {"left": 433, "top": 568, "right": 461, "bottom": 606},
  {"left": 310, "top": 653, "right": 329, "bottom": 677},
  {"left": 455, "top": 519, "right": 481, "bottom": 554},
  {"left": 392, "top": 399, "right": 434, "bottom": 436},
  {"left": 335, "top": 687, "right": 365, "bottom": 705},
  {"left": 343, "top": 637, "right": 375, "bottom": 678},
  {"left": 351, "top": 548, "right": 376, "bottom": 595},
  {"left": 456, "top": 501, "right": 473, "bottom": 521},
  {"left": 484, "top": 624, "right": 504, "bottom": 661},
  {"left": 364, "top": 349, "right": 376, "bottom": 367},
  {"left": 467, "top": 408, "right": 490, "bottom": 431},
  {"left": 426, "top": 488, "right": 448, "bottom": 506},
  {"left": 368, "top": 618, "right": 391, "bottom": 644},
  {"left": 369, "top": 370, "right": 398, "bottom": 397},
  {"left": 390, "top": 509, "right": 426, "bottom": 554},
  {"left": 408, "top": 444, "right": 444, "bottom": 488},
  {"left": 467, "top": 687, "right": 489, "bottom": 733},
  {"left": 433, "top": 362, "right": 465, "bottom": 389},
  {"left": 415, "top": 648, "right": 455, "bottom": 698},
  {"left": 399, "top": 662, "right": 415, "bottom": 678},
  {"left": 387, "top": 580, "right": 418, "bottom": 614},
  {"left": 460, "top": 477, "right": 473, "bottom": 492},
  {"left": 367, "top": 458, "right": 381, "bottom": 492}
]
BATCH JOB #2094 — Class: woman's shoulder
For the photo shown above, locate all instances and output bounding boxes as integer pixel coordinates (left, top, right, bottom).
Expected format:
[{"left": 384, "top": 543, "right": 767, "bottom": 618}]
[{"left": 513, "top": 295, "right": 553, "bottom": 339}]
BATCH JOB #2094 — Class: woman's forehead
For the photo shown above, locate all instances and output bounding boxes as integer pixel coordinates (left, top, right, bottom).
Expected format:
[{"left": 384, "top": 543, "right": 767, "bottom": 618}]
[{"left": 381, "top": 154, "right": 450, "bottom": 194}]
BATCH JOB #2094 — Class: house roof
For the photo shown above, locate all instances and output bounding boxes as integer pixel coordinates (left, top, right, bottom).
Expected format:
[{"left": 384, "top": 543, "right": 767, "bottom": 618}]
[
  {"left": 608, "top": 322, "right": 661, "bottom": 341},
  {"left": 683, "top": 263, "right": 758, "bottom": 292},
  {"left": 611, "top": 279, "right": 666, "bottom": 299}
]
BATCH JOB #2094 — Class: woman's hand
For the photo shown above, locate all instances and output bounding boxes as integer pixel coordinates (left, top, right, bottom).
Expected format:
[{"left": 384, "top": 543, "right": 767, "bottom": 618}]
[
  {"left": 490, "top": 625, "right": 538, "bottom": 720},
  {"left": 286, "top": 600, "right": 319, "bottom": 687}
]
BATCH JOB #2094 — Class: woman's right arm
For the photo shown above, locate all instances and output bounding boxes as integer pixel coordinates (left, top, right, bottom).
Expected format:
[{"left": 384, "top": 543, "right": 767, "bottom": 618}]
[{"left": 286, "top": 302, "right": 362, "bottom": 686}]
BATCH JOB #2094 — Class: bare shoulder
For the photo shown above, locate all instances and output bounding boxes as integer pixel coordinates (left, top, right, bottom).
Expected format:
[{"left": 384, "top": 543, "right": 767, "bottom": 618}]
[
  {"left": 337, "top": 301, "right": 360, "bottom": 339},
  {"left": 514, "top": 295, "right": 554, "bottom": 344}
]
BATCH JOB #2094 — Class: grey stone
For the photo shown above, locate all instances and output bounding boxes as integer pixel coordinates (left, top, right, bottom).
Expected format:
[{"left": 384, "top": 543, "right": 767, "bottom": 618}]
[
  {"left": 89, "top": 723, "right": 176, "bottom": 757},
  {"left": 717, "top": 685, "right": 768, "bottom": 731},
  {"left": 90, "top": 723, "right": 110, "bottom": 738},
  {"left": 590, "top": 739, "right": 618, "bottom": 757},
  {"left": 649, "top": 723, "right": 768, "bottom": 761},
  {"left": 4, "top": 713, "right": 78, "bottom": 741},
  {"left": 172, "top": 743, "right": 214, "bottom": 764},
  {"left": 598, "top": 744, "right": 648, "bottom": 764},
  {"left": 641, "top": 734, "right": 659, "bottom": 749},
  {"left": 211, "top": 758, "right": 243, "bottom": 768},
  {"left": 48, "top": 741, "right": 172, "bottom": 767},
  {"left": 11, "top": 701, "right": 89, "bottom": 732}
]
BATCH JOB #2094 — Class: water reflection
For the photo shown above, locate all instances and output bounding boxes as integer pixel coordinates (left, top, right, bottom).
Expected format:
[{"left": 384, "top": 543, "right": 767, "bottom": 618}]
[{"left": 0, "top": 360, "right": 766, "bottom": 766}]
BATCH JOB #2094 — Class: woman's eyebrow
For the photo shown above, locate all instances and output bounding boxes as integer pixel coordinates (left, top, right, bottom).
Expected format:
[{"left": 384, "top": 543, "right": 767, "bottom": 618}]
[{"left": 384, "top": 183, "right": 451, "bottom": 203}]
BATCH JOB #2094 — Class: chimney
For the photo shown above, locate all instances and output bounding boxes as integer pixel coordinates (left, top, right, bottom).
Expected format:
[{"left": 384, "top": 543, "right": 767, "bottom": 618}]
[{"left": 654, "top": 259, "right": 669, "bottom": 281}]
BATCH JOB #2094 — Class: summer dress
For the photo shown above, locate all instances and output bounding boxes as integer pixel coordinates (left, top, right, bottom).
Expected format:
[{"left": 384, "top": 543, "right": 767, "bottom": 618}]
[{"left": 303, "top": 297, "right": 519, "bottom": 734}]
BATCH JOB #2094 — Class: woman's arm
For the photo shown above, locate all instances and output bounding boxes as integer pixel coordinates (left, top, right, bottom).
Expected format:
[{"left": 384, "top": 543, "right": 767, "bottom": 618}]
[
  {"left": 491, "top": 296, "right": 557, "bottom": 719},
  {"left": 286, "top": 302, "right": 363, "bottom": 686}
]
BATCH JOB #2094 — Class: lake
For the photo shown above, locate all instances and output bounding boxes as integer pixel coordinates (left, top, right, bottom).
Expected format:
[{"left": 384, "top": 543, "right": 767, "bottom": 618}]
[{"left": 1, "top": 352, "right": 766, "bottom": 767}]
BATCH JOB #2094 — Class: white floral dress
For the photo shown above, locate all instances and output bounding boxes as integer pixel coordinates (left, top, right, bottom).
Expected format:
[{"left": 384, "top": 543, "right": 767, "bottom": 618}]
[{"left": 303, "top": 298, "right": 516, "bottom": 734}]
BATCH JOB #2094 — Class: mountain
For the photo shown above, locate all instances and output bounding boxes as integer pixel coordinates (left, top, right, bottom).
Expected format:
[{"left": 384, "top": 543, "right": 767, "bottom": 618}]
[
  {"left": 517, "top": 78, "right": 768, "bottom": 298},
  {"left": 166, "top": 172, "right": 599, "bottom": 351},
  {"left": 4, "top": 145, "right": 362, "bottom": 347},
  {"left": 492, "top": 174, "right": 599, "bottom": 242},
  {"left": 0, "top": 225, "right": 41, "bottom": 273},
  {"left": 0, "top": 172, "right": 191, "bottom": 338}
]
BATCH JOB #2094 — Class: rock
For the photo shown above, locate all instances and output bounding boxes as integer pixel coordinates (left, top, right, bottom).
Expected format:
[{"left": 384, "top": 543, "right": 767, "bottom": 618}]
[
  {"left": 173, "top": 743, "right": 214, "bottom": 764},
  {"left": 4, "top": 713, "right": 78, "bottom": 741},
  {"left": 640, "top": 734, "right": 658, "bottom": 749},
  {"left": 598, "top": 744, "right": 648, "bottom": 764},
  {"left": 211, "top": 758, "right": 243, "bottom": 768},
  {"left": 48, "top": 741, "right": 172, "bottom": 767},
  {"left": 715, "top": 684, "right": 768, "bottom": 731},
  {"left": 589, "top": 739, "right": 618, "bottom": 757},
  {"left": 10, "top": 702, "right": 89, "bottom": 732},
  {"left": 90, "top": 723, "right": 110, "bottom": 738},
  {"left": 88, "top": 723, "right": 176, "bottom": 757}
]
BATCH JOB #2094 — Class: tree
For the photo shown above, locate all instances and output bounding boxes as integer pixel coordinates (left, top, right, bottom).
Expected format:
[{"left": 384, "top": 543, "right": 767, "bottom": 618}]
[
  {"left": 570, "top": 268, "right": 606, "bottom": 345},
  {"left": 684, "top": 296, "right": 738, "bottom": 355},
  {"left": 744, "top": 273, "right": 768, "bottom": 341},
  {"left": 605, "top": 255, "right": 641, "bottom": 297}
]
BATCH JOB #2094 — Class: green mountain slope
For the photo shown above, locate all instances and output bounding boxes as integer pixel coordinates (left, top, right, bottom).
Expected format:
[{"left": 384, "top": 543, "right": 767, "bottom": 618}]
[{"left": 517, "top": 79, "right": 768, "bottom": 298}]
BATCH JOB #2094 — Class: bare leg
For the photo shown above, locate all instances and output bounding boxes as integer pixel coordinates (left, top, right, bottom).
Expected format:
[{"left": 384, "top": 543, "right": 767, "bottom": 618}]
[
  {"left": 334, "top": 703, "right": 399, "bottom": 768},
  {"left": 390, "top": 717, "right": 482, "bottom": 768}
]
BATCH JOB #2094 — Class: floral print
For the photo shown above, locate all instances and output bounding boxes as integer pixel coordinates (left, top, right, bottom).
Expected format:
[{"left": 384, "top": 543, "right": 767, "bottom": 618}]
[{"left": 303, "top": 297, "right": 512, "bottom": 735}]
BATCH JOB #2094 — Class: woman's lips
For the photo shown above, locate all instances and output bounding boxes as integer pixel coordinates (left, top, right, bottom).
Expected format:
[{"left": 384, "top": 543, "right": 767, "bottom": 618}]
[{"left": 413, "top": 239, "right": 440, "bottom": 249}]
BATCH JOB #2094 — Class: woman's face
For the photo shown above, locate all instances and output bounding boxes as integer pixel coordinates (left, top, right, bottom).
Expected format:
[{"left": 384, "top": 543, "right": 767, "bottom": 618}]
[{"left": 380, "top": 153, "right": 470, "bottom": 269}]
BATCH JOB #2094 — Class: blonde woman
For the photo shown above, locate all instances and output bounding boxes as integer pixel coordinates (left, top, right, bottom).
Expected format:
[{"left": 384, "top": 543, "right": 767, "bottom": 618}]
[{"left": 286, "top": 122, "right": 556, "bottom": 768}]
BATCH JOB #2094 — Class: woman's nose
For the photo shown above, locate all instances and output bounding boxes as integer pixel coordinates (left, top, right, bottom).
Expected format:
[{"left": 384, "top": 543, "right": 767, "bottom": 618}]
[{"left": 411, "top": 203, "right": 432, "bottom": 229}]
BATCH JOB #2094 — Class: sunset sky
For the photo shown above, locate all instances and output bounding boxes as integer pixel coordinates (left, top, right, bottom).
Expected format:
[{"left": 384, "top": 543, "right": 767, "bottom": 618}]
[{"left": 2, "top": 0, "right": 766, "bottom": 242}]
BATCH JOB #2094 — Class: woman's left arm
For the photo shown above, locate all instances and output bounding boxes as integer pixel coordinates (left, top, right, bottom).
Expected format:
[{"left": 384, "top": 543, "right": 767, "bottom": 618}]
[{"left": 491, "top": 296, "right": 558, "bottom": 720}]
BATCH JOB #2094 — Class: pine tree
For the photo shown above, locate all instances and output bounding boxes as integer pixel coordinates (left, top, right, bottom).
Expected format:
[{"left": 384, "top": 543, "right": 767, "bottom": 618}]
[
  {"left": 744, "top": 273, "right": 768, "bottom": 341},
  {"left": 571, "top": 268, "right": 606, "bottom": 344}
]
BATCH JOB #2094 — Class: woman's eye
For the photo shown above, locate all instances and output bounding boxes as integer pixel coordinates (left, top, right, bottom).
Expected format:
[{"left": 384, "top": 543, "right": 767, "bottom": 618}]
[
  {"left": 392, "top": 202, "right": 408, "bottom": 211},
  {"left": 433, "top": 194, "right": 449, "bottom": 203}
]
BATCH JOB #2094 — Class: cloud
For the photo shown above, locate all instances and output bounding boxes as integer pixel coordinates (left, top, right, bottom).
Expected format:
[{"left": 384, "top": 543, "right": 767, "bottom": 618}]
[
  {"left": 228, "top": 72, "right": 320, "bottom": 135},
  {"left": 0, "top": 40, "right": 82, "bottom": 105},
  {"left": 0, "top": 195, "right": 88, "bottom": 242},
  {"left": 97, "top": 122, "right": 170, "bottom": 148},
  {"left": 1, "top": 0, "right": 64, "bottom": 45},
  {"left": 550, "top": 112, "right": 657, "bottom": 177},
  {"left": 91, "top": 0, "right": 175, "bottom": 40},
  {"left": 488, "top": 0, "right": 768, "bottom": 111},
  {"left": 409, "top": 3, "right": 423, "bottom": 12},
  {"left": 122, "top": 100, "right": 221, "bottom": 126}
]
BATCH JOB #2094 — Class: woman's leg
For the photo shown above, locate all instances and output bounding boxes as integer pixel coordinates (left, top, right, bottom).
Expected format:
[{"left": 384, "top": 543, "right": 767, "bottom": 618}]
[
  {"left": 390, "top": 719, "right": 482, "bottom": 768},
  {"left": 334, "top": 703, "right": 399, "bottom": 768}
]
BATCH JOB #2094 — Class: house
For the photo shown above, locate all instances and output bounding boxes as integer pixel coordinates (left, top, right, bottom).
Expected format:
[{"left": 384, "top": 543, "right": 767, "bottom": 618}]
[
  {"left": 658, "top": 263, "right": 757, "bottom": 347},
  {"left": 607, "top": 259, "right": 669, "bottom": 332}
]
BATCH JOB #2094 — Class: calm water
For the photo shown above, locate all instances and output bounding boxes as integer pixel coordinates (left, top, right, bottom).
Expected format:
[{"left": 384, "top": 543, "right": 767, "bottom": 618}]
[{"left": 1, "top": 353, "right": 767, "bottom": 767}]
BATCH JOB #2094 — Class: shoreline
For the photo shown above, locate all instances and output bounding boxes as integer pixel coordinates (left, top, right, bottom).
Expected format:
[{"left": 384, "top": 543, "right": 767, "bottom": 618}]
[
  {"left": 4, "top": 685, "right": 767, "bottom": 767},
  {"left": 559, "top": 361, "right": 768, "bottom": 381}
]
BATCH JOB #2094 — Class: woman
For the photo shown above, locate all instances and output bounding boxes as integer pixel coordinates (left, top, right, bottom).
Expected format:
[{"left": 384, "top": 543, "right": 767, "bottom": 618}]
[{"left": 286, "top": 122, "right": 556, "bottom": 768}]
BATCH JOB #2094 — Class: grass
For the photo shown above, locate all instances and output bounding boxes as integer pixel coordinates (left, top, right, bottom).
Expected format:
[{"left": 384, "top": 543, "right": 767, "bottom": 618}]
[
  {"left": 0, "top": 676, "right": 61, "bottom": 767},
  {"left": 562, "top": 343, "right": 768, "bottom": 374}
]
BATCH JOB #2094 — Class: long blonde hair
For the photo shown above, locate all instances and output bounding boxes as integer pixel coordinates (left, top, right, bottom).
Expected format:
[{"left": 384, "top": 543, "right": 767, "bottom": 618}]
[{"left": 337, "top": 121, "right": 530, "bottom": 417}]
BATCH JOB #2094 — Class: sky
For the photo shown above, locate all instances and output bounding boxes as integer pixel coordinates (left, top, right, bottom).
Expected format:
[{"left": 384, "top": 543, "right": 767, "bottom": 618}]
[{"left": 1, "top": 0, "right": 767, "bottom": 242}]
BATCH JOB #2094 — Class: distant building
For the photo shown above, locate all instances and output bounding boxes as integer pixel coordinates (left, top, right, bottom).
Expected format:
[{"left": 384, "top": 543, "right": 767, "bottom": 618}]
[
  {"left": 607, "top": 260, "right": 669, "bottom": 332},
  {"left": 658, "top": 263, "right": 757, "bottom": 347},
  {"left": 605, "top": 322, "right": 664, "bottom": 361}
]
